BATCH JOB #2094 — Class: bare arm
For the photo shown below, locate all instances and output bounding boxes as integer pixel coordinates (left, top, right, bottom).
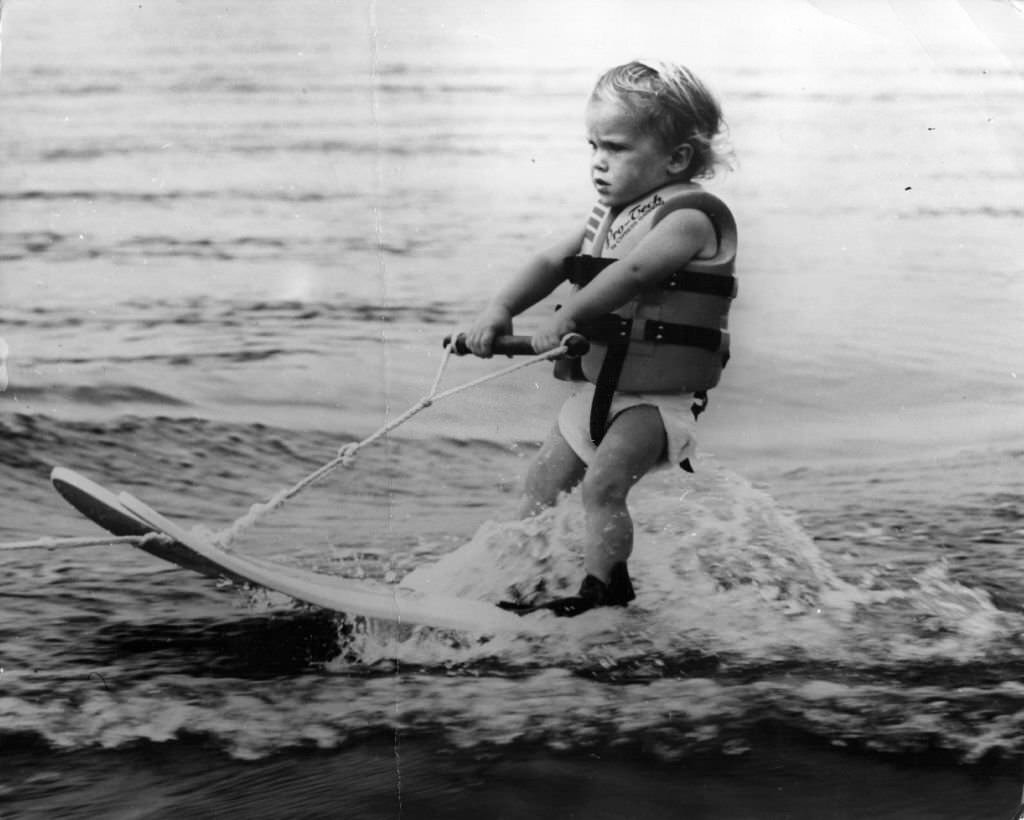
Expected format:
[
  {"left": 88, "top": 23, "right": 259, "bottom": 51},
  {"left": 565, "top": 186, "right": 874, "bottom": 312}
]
[
  {"left": 531, "top": 209, "right": 715, "bottom": 351},
  {"left": 464, "top": 227, "right": 584, "bottom": 356}
]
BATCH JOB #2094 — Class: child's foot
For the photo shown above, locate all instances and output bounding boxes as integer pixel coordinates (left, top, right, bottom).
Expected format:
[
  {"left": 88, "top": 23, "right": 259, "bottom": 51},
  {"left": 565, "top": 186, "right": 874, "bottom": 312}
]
[
  {"left": 499, "top": 563, "right": 635, "bottom": 618},
  {"left": 544, "top": 563, "right": 636, "bottom": 617}
]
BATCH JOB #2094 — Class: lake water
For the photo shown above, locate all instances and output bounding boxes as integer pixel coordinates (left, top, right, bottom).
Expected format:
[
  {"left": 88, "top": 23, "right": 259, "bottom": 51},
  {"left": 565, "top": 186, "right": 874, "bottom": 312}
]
[{"left": 2, "top": 0, "right": 1023, "bottom": 817}]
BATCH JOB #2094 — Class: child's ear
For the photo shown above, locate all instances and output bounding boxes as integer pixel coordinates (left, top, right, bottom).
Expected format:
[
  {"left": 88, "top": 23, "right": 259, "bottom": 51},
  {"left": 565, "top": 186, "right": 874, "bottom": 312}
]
[{"left": 667, "top": 143, "right": 693, "bottom": 176}]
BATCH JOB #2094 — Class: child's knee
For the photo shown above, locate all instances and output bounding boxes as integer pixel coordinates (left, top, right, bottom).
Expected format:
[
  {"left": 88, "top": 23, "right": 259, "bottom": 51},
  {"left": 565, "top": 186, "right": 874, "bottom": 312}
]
[
  {"left": 522, "top": 469, "right": 561, "bottom": 512},
  {"left": 580, "top": 467, "right": 632, "bottom": 508}
]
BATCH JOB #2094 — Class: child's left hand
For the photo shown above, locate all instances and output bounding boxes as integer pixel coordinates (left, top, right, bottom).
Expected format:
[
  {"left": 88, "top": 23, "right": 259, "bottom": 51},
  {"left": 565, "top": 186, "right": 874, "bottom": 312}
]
[{"left": 530, "top": 313, "right": 577, "bottom": 353}]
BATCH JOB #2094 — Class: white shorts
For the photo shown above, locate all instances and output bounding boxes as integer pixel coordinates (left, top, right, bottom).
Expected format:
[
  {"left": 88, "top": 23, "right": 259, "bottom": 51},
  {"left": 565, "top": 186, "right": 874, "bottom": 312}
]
[{"left": 557, "top": 384, "right": 699, "bottom": 471}]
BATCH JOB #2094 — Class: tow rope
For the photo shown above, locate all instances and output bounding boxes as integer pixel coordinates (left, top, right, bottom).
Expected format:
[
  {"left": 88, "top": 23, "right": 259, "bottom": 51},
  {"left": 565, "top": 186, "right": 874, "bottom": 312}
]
[{"left": 1, "top": 333, "right": 587, "bottom": 553}]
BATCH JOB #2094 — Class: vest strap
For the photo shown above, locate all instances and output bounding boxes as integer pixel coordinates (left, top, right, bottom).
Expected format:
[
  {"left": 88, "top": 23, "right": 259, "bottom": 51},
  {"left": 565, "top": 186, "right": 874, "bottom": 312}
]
[
  {"left": 664, "top": 271, "right": 737, "bottom": 298},
  {"left": 589, "top": 321, "right": 633, "bottom": 446},
  {"left": 580, "top": 315, "right": 724, "bottom": 354},
  {"left": 564, "top": 255, "right": 614, "bottom": 287},
  {"left": 577, "top": 313, "right": 632, "bottom": 341},
  {"left": 579, "top": 316, "right": 722, "bottom": 446},
  {"left": 642, "top": 320, "right": 723, "bottom": 353},
  {"left": 565, "top": 255, "right": 736, "bottom": 298}
]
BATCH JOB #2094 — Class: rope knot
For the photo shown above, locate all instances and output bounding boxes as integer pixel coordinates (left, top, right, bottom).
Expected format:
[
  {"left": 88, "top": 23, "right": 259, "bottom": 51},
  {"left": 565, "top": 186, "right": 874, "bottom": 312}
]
[{"left": 337, "top": 442, "right": 360, "bottom": 466}]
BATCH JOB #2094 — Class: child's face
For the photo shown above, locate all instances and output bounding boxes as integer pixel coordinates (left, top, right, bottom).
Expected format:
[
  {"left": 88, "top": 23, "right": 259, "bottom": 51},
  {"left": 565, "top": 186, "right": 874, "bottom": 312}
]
[{"left": 584, "top": 97, "right": 678, "bottom": 207}]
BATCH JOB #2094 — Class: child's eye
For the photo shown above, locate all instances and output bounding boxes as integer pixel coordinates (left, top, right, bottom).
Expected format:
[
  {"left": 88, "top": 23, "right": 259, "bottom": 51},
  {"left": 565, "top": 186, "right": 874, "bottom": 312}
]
[{"left": 587, "top": 140, "right": 628, "bottom": 153}]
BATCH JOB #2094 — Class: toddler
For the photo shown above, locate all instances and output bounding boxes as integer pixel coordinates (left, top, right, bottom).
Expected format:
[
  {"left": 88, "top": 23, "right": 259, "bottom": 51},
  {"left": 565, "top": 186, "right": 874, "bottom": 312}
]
[{"left": 465, "top": 60, "right": 736, "bottom": 616}]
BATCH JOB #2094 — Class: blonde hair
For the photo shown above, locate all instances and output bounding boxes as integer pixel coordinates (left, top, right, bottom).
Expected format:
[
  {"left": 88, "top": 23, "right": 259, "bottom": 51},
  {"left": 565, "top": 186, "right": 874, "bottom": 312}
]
[{"left": 591, "top": 60, "right": 730, "bottom": 180}]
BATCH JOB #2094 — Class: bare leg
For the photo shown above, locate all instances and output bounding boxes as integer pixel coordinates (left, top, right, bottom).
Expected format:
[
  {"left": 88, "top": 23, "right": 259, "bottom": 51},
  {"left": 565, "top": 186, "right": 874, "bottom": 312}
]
[
  {"left": 499, "top": 407, "right": 666, "bottom": 617},
  {"left": 579, "top": 405, "right": 666, "bottom": 583},
  {"left": 519, "top": 423, "right": 586, "bottom": 518}
]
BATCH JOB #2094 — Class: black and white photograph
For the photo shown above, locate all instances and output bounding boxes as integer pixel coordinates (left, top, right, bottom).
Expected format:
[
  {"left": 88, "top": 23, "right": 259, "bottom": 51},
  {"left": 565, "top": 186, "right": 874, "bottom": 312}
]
[{"left": 1, "top": 0, "right": 1022, "bottom": 817}]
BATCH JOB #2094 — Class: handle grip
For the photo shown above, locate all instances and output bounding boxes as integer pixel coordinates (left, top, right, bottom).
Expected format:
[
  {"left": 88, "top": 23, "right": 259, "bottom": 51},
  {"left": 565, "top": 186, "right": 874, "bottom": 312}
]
[{"left": 444, "top": 333, "right": 589, "bottom": 358}]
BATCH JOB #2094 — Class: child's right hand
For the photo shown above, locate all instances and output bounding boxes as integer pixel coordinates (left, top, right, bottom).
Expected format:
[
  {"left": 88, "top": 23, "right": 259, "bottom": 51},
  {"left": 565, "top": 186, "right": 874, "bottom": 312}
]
[{"left": 463, "top": 305, "right": 513, "bottom": 357}]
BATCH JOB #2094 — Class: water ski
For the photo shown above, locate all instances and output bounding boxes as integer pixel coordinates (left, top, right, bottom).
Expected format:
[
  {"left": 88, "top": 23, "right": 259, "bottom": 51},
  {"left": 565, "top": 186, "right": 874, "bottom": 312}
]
[
  {"left": 51, "top": 466, "right": 232, "bottom": 580},
  {"left": 50, "top": 467, "right": 535, "bottom": 634}
]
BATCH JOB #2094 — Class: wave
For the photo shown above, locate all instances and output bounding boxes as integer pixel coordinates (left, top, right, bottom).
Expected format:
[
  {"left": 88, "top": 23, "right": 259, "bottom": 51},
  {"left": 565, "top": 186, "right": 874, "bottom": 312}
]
[
  {"left": 6, "top": 383, "right": 190, "bottom": 407},
  {"left": 0, "top": 231, "right": 443, "bottom": 262},
  {"left": 1, "top": 297, "right": 459, "bottom": 334},
  {"left": 0, "top": 189, "right": 353, "bottom": 204},
  {"left": 2, "top": 657, "right": 1023, "bottom": 766},
  {"left": 0, "top": 412, "right": 514, "bottom": 510},
  {"left": 40, "top": 82, "right": 125, "bottom": 96},
  {"left": 909, "top": 205, "right": 1024, "bottom": 219},
  {"left": 23, "top": 349, "right": 292, "bottom": 367},
  {"left": 30, "top": 138, "right": 505, "bottom": 164}
]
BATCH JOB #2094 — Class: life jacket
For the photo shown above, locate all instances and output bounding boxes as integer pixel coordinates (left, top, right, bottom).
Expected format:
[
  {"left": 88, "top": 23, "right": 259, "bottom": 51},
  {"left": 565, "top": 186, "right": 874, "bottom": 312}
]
[{"left": 557, "top": 182, "right": 737, "bottom": 446}]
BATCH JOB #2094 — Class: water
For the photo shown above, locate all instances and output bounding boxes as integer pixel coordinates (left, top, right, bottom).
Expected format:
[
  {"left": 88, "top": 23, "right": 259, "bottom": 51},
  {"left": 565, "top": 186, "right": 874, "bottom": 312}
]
[{"left": 2, "top": 0, "right": 1023, "bottom": 817}]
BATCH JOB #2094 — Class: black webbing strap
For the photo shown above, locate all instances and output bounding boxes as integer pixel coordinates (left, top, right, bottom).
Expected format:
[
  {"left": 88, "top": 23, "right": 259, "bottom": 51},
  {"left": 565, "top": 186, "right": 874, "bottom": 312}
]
[
  {"left": 564, "top": 255, "right": 736, "bottom": 298},
  {"left": 580, "top": 315, "right": 721, "bottom": 448},
  {"left": 589, "top": 324, "right": 633, "bottom": 446},
  {"left": 564, "top": 255, "right": 615, "bottom": 287},
  {"left": 642, "top": 321, "right": 723, "bottom": 352},
  {"left": 664, "top": 271, "right": 737, "bottom": 298},
  {"left": 576, "top": 313, "right": 630, "bottom": 342},
  {"left": 579, "top": 316, "right": 724, "bottom": 354}
]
